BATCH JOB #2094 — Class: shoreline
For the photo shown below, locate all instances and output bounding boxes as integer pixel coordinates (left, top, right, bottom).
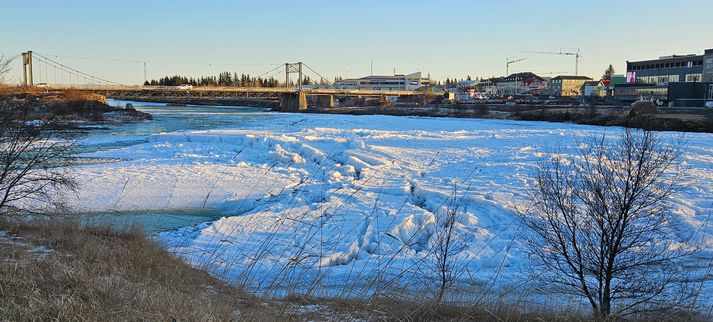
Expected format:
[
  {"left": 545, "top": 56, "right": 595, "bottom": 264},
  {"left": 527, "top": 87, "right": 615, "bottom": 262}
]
[
  {"left": 303, "top": 104, "right": 713, "bottom": 133},
  {"left": 104, "top": 95, "right": 713, "bottom": 133},
  {"left": 1, "top": 89, "right": 152, "bottom": 123}
]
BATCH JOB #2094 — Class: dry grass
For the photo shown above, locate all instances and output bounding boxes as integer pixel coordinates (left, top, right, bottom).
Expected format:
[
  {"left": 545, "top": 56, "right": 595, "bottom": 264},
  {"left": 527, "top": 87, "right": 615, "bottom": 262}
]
[
  {"left": 0, "top": 219, "right": 706, "bottom": 321},
  {"left": 0, "top": 219, "right": 282, "bottom": 321}
]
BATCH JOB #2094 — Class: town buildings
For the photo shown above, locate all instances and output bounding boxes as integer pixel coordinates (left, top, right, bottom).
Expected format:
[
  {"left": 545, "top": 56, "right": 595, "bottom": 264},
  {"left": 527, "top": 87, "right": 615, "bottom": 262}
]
[
  {"left": 617, "top": 48, "right": 713, "bottom": 106},
  {"left": 549, "top": 75, "right": 593, "bottom": 97},
  {"left": 494, "top": 72, "right": 547, "bottom": 95},
  {"left": 335, "top": 72, "right": 431, "bottom": 91}
]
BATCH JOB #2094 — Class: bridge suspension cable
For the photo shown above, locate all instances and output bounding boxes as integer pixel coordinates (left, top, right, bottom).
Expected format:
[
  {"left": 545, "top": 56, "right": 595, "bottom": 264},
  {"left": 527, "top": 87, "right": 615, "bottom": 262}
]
[
  {"left": 31, "top": 51, "right": 123, "bottom": 86},
  {"left": 38, "top": 52, "right": 279, "bottom": 67}
]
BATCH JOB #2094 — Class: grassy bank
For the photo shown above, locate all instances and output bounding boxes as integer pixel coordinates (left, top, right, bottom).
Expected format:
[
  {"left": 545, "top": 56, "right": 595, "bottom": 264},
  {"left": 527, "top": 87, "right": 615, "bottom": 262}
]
[
  {"left": 0, "top": 87, "right": 152, "bottom": 123},
  {"left": 0, "top": 220, "right": 274, "bottom": 321},
  {"left": 1, "top": 219, "right": 704, "bottom": 321}
]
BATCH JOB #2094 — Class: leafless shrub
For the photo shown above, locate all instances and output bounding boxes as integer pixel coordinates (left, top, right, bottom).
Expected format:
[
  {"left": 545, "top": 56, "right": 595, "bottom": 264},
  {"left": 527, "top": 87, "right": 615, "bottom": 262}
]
[
  {"left": 426, "top": 184, "right": 470, "bottom": 303},
  {"left": 0, "top": 105, "right": 81, "bottom": 216},
  {"left": 521, "top": 128, "right": 699, "bottom": 320},
  {"left": 0, "top": 54, "right": 13, "bottom": 84}
]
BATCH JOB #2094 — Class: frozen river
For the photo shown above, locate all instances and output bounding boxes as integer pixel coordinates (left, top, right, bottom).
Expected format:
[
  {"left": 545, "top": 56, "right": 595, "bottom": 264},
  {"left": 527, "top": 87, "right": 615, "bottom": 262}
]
[{"left": 72, "top": 100, "right": 713, "bottom": 301}]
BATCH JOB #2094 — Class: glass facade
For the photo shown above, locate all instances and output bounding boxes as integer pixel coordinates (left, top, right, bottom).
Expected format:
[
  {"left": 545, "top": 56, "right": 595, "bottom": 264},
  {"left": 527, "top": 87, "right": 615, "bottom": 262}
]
[
  {"left": 630, "top": 60, "right": 703, "bottom": 70},
  {"left": 615, "top": 86, "right": 667, "bottom": 101},
  {"left": 636, "top": 75, "right": 679, "bottom": 84},
  {"left": 685, "top": 74, "right": 702, "bottom": 82}
]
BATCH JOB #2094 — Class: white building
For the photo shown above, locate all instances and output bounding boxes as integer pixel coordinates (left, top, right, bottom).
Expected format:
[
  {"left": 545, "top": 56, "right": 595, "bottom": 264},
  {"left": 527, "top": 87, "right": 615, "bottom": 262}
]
[
  {"left": 336, "top": 72, "right": 431, "bottom": 91},
  {"left": 494, "top": 72, "right": 548, "bottom": 95}
]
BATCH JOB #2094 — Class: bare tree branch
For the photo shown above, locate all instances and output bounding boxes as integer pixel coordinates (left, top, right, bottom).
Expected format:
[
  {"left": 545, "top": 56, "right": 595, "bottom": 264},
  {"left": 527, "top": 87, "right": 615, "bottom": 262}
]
[
  {"left": 0, "top": 103, "right": 81, "bottom": 216},
  {"left": 521, "top": 129, "right": 700, "bottom": 320}
]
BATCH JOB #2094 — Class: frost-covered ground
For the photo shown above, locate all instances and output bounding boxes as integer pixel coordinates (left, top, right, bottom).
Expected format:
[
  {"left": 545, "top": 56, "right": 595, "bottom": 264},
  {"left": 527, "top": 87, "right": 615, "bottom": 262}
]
[{"left": 70, "top": 107, "right": 713, "bottom": 302}]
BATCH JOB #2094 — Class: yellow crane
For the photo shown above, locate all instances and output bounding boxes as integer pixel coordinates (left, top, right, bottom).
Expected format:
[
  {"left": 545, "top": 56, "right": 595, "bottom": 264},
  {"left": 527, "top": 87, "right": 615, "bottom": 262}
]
[{"left": 520, "top": 49, "right": 581, "bottom": 76}]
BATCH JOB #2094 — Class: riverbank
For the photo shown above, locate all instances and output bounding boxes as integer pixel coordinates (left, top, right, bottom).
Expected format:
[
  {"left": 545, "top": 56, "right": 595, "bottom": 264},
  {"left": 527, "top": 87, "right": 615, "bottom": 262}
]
[
  {"left": 0, "top": 219, "right": 587, "bottom": 321},
  {"left": 306, "top": 104, "right": 713, "bottom": 133},
  {"left": 0, "top": 88, "right": 152, "bottom": 123},
  {"left": 107, "top": 95, "right": 279, "bottom": 109}
]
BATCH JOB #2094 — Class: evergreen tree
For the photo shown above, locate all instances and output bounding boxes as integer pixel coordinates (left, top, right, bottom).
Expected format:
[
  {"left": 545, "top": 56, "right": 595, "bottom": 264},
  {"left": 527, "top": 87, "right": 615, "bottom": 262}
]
[{"left": 602, "top": 64, "right": 616, "bottom": 80}]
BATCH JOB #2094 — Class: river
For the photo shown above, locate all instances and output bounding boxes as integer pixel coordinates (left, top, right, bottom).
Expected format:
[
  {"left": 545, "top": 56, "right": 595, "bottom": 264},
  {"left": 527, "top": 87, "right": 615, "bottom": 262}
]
[{"left": 76, "top": 99, "right": 272, "bottom": 232}]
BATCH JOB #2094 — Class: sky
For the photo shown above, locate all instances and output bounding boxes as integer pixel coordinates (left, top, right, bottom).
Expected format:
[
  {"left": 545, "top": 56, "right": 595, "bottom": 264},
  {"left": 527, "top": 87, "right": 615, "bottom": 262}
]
[{"left": 1, "top": 0, "right": 712, "bottom": 85}]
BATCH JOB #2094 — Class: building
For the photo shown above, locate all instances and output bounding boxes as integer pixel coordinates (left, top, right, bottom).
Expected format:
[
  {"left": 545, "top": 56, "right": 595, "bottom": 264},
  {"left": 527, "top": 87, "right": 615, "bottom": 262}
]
[
  {"left": 581, "top": 81, "right": 603, "bottom": 97},
  {"left": 705, "top": 49, "right": 713, "bottom": 82},
  {"left": 626, "top": 53, "right": 707, "bottom": 85},
  {"left": 549, "top": 76, "right": 593, "bottom": 97},
  {"left": 616, "top": 48, "right": 713, "bottom": 105},
  {"left": 494, "top": 72, "right": 547, "bottom": 95},
  {"left": 335, "top": 72, "right": 431, "bottom": 91},
  {"left": 668, "top": 82, "right": 713, "bottom": 107}
]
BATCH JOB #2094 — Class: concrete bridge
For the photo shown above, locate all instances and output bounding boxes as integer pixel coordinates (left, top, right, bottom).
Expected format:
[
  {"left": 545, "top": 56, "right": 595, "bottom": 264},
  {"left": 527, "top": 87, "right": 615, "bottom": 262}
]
[{"left": 44, "top": 84, "right": 422, "bottom": 111}]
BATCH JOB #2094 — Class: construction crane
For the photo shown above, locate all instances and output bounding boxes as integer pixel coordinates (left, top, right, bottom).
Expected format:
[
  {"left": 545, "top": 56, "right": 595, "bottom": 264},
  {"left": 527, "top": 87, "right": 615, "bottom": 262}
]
[
  {"left": 506, "top": 57, "right": 527, "bottom": 75},
  {"left": 520, "top": 49, "right": 581, "bottom": 76}
]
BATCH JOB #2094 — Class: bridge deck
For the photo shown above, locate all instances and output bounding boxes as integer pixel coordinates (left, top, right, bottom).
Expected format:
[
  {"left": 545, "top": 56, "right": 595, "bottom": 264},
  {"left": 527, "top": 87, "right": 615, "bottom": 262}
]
[{"left": 45, "top": 85, "right": 420, "bottom": 97}]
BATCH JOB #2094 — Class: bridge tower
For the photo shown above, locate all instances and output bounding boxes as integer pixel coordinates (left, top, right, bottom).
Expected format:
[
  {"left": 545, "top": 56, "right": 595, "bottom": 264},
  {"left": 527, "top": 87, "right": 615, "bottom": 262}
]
[
  {"left": 21, "top": 51, "right": 33, "bottom": 86},
  {"left": 281, "top": 62, "right": 308, "bottom": 111},
  {"left": 285, "top": 62, "right": 304, "bottom": 91}
]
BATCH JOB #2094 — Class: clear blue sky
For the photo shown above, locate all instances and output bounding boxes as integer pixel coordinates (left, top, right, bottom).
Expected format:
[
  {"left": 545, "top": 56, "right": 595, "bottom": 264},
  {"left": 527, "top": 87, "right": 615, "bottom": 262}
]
[{"left": 2, "top": 0, "right": 712, "bottom": 84}]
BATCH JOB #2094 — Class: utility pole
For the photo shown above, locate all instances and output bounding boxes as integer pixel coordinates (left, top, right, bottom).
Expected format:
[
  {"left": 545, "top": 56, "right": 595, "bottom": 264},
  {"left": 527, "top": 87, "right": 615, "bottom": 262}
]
[{"left": 370, "top": 59, "right": 373, "bottom": 76}]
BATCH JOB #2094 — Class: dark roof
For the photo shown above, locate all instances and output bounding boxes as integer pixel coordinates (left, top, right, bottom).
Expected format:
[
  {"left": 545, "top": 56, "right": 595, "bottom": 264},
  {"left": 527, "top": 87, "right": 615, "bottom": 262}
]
[
  {"left": 504, "top": 72, "right": 543, "bottom": 81},
  {"left": 491, "top": 72, "right": 544, "bottom": 83},
  {"left": 552, "top": 75, "right": 593, "bottom": 80},
  {"left": 582, "top": 81, "right": 599, "bottom": 86}
]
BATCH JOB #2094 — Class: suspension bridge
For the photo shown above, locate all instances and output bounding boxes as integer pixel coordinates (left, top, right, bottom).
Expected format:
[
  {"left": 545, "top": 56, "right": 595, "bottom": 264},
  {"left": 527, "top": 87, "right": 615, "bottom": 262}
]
[{"left": 11, "top": 51, "right": 422, "bottom": 111}]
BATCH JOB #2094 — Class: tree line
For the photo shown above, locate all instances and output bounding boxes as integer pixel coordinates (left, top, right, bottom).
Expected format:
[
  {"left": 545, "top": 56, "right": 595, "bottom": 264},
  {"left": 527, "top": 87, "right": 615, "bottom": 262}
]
[{"left": 143, "top": 71, "right": 328, "bottom": 87}]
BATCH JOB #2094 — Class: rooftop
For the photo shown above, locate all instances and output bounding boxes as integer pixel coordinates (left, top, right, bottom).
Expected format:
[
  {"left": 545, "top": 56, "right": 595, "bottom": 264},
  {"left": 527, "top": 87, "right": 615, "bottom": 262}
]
[{"left": 552, "top": 75, "right": 593, "bottom": 80}]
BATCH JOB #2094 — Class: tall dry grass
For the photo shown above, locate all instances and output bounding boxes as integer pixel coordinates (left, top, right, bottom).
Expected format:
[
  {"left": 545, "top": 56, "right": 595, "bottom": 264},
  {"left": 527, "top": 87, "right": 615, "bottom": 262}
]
[{"left": 0, "top": 219, "right": 285, "bottom": 321}]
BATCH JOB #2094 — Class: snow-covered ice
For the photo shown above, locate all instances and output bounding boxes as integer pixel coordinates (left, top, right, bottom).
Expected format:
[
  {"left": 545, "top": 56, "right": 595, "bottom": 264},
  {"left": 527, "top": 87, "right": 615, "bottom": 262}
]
[{"left": 70, "top": 106, "right": 713, "bottom": 301}]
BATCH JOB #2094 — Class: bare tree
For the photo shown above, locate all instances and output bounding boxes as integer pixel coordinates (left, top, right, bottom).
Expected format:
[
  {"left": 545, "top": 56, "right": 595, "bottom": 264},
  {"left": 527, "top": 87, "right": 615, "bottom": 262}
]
[
  {"left": 522, "top": 129, "right": 697, "bottom": 320},
  {"left": 0, "top": 105, "right": 81, "bottom": 216},
  {"left": 0, "top": 54, "right": 14, "bottom": 84},
  {"left": 427, "top": 185, "right": 470, "bottom": 303}
]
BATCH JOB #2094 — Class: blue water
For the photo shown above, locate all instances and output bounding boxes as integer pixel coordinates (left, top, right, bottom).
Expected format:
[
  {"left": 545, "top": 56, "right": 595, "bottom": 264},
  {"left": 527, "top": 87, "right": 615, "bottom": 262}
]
[
  {"left": 74, "top": 100, "right": 271, "bottom": 232},
  {"left": 79, "top": 99, "right": 272, "bottom": 154}
]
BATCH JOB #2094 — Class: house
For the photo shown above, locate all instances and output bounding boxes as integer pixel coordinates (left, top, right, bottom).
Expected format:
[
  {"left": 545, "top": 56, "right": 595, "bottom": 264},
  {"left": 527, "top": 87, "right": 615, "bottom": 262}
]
[
  {"left": 581, "top": 81, "right": 601, "bottom": 97},
  {"left": 582, "top": 79, "right": 614, "bottom": 97},
  {"left": 494, "top": 72, "right": 547, "bottom": 95},
  {"left": 549, "top": 75, "right": 593, "bottom": 97}
]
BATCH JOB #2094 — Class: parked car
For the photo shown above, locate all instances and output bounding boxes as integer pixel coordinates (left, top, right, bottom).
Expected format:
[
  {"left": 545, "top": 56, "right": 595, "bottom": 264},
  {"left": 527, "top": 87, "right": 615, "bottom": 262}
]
[
  {"left": 705, "top": 101, "right": 713, "bottom": 109},
  {"left": 177, "top": 84, "right": 193, "bottom": 90}
]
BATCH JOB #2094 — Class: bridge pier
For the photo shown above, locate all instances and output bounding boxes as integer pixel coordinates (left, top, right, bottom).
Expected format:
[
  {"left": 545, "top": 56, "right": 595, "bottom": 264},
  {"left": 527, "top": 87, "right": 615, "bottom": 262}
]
[
  {"left": 280, "top": 91, "right": 307, "bottom": 112},
  {"left": 315, "top": 94, "right": 334, "bottom": 108}
]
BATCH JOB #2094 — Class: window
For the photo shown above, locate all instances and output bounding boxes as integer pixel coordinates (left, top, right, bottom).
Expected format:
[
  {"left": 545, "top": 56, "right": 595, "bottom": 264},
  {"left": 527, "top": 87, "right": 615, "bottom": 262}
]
[
  {"left": 708, "top": 85, "right": 713, "bottom": 99},
  {"left": 685, "top": 74, "right": 702, "bottom": 82}
]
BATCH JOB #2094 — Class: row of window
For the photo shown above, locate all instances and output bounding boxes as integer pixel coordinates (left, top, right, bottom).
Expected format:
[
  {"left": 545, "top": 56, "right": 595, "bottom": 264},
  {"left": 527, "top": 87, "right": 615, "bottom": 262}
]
[
  {"left": 636, "top": 74, "right": 702, "bottom": 84},
  {"left": 631, "top": 60, "right": 703, "bottom": 70},
  {"left": 616, "top": 87, "right": 668, "bottom": 98},
  {"left": 360, "top": 81, "right": 407, "bottom": 85}
]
